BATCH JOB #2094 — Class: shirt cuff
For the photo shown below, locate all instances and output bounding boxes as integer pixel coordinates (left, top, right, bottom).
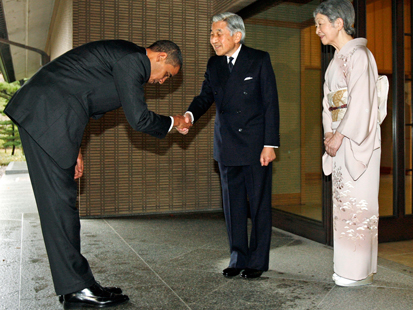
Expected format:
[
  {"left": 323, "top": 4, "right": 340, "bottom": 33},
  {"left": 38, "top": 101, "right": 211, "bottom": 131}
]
[
  {"left": 264, "top": 145, "right": 278, "bottom": 148},
  {"left": 185, "top": 111, "right": 194, "bottom": 123},
  {"left": 168, "top": 116, "right": 174, "bottom": 132}
]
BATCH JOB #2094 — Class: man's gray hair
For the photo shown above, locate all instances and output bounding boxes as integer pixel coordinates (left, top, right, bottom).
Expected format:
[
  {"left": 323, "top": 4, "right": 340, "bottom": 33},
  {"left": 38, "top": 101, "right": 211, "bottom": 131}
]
[
  {"left": 212, "top": 12, "right": 246, "bottom": 44},
  {"left": 313, "top": 0, "right": 355, "bottom": 36}
]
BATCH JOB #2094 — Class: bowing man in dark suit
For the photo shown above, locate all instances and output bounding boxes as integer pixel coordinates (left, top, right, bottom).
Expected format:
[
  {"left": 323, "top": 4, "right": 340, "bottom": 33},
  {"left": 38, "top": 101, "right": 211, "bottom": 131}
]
[
  {"left": 4, "top": 40, "right": 191, "bottom": 308},
  {"left": 178, "top": 12, "right": 280, "bottom": 279}
]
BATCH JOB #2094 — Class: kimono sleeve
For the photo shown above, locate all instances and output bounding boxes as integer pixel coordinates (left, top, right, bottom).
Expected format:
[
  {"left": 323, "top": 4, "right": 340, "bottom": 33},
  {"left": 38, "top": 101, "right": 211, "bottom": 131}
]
[
  {"left": 322, "top": 77, "right": 333, "bottom": 135},
  {"left": 336, "top": 48, "right": 378, "bottom": 145},
  {"left": 336, "top": 48, "right": 379, "bottom": 180}
]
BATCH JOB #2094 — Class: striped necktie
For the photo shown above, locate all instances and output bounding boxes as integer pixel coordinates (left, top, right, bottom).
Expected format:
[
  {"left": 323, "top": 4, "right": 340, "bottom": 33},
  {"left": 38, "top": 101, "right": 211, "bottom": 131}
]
[{"left": 228, "top": 57, "right": 234, "bottom": 73}]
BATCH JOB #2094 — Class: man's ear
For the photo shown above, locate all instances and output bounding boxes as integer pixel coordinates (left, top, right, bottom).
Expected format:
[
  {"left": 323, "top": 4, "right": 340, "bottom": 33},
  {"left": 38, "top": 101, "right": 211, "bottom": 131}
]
[
  {"left": 234, "top": 31, "right": 242, "bottom": 44},
  {"left": 157, "top": 52, "right": 168, "bottom": 62}
]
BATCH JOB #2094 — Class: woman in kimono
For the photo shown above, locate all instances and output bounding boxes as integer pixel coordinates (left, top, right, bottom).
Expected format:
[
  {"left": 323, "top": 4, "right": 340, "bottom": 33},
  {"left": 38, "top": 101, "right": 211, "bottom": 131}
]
[{"left": 314, "top": 0, "right": 381, "bottom": 286}]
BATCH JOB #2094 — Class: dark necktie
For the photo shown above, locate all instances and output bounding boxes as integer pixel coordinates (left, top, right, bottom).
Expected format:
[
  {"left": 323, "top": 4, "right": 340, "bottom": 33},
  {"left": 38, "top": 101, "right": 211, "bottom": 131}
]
[{"left": 228, "top": 57, "right": 234, "bottom": 73}]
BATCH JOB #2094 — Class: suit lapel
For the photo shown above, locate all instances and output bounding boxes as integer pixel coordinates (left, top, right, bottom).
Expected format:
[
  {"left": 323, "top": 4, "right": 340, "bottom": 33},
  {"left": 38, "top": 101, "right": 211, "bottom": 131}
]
[
  {"left": 221, "top": 45, "right": 253, "bottom": 107},
  {"left": 217, "top": 56, "right": 230, "bottom": 88}
]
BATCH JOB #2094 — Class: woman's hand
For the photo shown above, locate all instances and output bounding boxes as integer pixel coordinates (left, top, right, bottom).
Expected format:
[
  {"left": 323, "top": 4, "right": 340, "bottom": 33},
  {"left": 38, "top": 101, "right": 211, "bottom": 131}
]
[
  {"left": 324, "top": 132, "right": 333, "bottom": 142},
  {"left": 324, "top": 131, "right": 344, "bottom": 157}
]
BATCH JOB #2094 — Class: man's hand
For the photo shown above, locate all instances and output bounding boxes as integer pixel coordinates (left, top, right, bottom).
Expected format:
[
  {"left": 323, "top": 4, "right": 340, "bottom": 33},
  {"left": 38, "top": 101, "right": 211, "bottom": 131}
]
[
  {"left": 260, "top": 147, "right": 276, "bottom": 166},
  {"left": 74, "top": 150, "right": 84, "bottom": 180},
  {"left": 324, "top": 131, "right": 344, "bottom": 157},
  {"left": 174, "top": 113, "right": 192, "bottom": 135}
]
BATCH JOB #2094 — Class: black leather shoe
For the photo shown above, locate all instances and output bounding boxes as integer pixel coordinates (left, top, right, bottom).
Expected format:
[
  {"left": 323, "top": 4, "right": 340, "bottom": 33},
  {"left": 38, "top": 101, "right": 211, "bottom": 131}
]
[
  {"left": 62, "top": 282, "right": 129, "bottom": 308},
  {"left": 223, "top": 267, "right": 243, "bottom": 277},
  {"left": 59, "top": 284, "right": 122, "bottom": 303},
  {"left": 241, "top": 268, "right": 264, "bottom": 279}
]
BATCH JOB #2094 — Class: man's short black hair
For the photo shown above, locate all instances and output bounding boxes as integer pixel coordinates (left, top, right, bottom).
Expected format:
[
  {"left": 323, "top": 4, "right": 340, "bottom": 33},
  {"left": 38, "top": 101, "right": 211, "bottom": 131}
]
[{"left": 148, "top": 40, "right": 183, "bottom": 68}]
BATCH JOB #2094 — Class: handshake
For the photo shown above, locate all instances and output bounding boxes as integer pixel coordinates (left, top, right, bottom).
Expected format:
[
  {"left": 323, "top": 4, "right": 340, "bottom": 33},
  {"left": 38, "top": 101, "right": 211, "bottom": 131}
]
[{"left": 172, "top": 113, "right": 192, "bottom": 135}]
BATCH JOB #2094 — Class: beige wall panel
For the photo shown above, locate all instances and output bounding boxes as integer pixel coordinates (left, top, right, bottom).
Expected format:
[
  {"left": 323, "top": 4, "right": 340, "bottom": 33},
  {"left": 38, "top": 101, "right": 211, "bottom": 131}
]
[
  {"left": 73, "top": 0, "right": 222, "bottom": 217},
  {"left": 46, "top": 0, "right": 73, "bottom": 60},
  {"left": 213, "top": 0, "right": 256, "bottom": 14}
]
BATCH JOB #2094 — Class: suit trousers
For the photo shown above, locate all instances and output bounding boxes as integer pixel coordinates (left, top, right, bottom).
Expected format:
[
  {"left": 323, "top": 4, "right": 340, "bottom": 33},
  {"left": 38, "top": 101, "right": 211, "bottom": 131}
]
[
  {"left": 218, "top": 162, "right": 273, "bottom": 271},
  {"left": 19, "top": 127, "right": 95, "bottom": 295}
]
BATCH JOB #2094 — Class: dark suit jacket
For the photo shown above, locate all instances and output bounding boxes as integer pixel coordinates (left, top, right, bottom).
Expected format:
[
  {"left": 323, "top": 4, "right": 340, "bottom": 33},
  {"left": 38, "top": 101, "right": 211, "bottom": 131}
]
[
  {"left": 188, "top": 45, "right": 280, "bottom": 166},
  {"left": 5, "top": 40, "right": 171, "bottom": 169}
]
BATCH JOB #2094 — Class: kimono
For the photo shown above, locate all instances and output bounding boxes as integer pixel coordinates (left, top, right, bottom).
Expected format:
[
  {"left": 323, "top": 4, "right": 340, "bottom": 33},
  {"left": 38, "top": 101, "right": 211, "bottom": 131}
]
[{"left": 322, "top": 38, "right": 381, "bottom": 281}]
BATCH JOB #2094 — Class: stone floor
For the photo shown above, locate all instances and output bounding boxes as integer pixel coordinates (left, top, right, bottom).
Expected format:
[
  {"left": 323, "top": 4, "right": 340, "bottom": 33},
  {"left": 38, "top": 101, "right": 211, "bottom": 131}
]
[
  {"left": 0, "top": 166, "right": 7, "bottom": 178},
  {"left": 1, "top": 162, "right": 413, "bottom": 309}
]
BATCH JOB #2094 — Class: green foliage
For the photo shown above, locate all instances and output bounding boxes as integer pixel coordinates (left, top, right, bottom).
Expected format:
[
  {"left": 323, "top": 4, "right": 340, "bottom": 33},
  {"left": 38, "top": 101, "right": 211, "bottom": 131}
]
[
  {"left": 0, "top": 148, "right": 25, "bottom": 166},
  {"left": 0, "top": 80, "right": 25, "bottom": 156},
  {"left": 0, "top": 120, "right": 20, "bottom": 147},
  {"left": 0, "top": 80, "right": 21, "bottom": 100}
]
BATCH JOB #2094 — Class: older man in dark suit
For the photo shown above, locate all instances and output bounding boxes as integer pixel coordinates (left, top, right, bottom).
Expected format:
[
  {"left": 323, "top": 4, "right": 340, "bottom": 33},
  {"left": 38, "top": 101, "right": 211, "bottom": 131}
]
[
  {"left": 178, "top": 12, "right": 280, "bottom": 279},
  {"left": 5, "top": 39, "right": 191, "bottom": 308}
]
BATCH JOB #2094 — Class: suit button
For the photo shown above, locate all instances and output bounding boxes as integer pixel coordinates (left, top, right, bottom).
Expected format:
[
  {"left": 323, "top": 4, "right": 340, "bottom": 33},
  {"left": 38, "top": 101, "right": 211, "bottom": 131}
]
[
  {"left": 238, "top": 128, "right": 243, "bottom": 132},
  {"left": 221, "top": 110, "right": 224, "bottom": 114},
  {"left": 243, "top": 92, "right": 248, "bottom": 95},
  {"left": 236, "top": 110, "right": 241, "bottom": 114},
  {"left": 214, "top": 91, "right": 218, "bottom": 95}
]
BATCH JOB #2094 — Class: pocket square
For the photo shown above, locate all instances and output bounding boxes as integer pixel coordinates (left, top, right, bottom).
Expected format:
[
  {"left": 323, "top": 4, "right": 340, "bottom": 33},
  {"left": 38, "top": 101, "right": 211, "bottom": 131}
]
[{"left": 244, "top": 77, "right": 253, "bottom": 81}]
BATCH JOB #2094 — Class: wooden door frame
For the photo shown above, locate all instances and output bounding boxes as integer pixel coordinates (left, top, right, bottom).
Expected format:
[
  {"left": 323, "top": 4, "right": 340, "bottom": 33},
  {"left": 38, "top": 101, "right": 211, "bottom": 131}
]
[
  {"left": 238, "top": 0, "right": 330, "bottom": 245},
  {"left": 379, "top": 0, "right": 413, "bottom": 242},
  {"left": 238, "top": 0, "right": 413, "bottom": 244}
]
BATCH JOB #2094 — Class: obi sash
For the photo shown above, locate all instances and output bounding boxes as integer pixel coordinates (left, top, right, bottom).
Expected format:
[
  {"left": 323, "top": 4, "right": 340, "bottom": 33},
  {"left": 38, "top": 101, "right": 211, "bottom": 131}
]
[{"left": 327, "top": 88, "right": 348, "bottom": 122}]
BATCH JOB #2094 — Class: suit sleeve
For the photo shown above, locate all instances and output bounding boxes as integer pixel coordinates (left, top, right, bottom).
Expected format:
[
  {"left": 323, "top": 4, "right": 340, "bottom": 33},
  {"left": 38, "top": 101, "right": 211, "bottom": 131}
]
[
  {"left": 112, "top": 53, "right": 171, "bottom": 139},
  {"left": 187, "top": 61, "right": 215, "bottom": 122},
  {"left": 260, "top": 52, "right": 280, "bottom": 146}
]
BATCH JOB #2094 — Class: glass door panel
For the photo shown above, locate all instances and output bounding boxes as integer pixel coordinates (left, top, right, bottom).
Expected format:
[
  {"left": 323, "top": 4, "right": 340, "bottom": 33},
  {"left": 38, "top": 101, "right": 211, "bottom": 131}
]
[
  {"left": 366, "top": 0, "right": 394, "bottom": 217},
  {"left": 244, "top": 0, "right": 323, "bottom": 222}
]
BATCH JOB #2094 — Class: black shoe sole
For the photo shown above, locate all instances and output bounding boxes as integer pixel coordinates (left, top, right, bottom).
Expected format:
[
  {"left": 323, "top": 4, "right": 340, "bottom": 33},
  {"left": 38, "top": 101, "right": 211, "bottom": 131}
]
[
  {"left": 241, "top": 272, "right": 263, "bottom": 279},
  {"left": 63, "top": 298, "right": 129, "bottom": 309}
]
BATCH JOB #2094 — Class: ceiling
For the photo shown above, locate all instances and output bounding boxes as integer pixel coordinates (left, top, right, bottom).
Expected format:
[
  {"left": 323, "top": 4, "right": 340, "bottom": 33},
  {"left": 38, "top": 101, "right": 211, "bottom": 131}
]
[
  {"left": 0, "top": 0, "right": 317, "bottom": 83},
  {"left": 1, "top": 0, "right": 55, "bottom": 82}
]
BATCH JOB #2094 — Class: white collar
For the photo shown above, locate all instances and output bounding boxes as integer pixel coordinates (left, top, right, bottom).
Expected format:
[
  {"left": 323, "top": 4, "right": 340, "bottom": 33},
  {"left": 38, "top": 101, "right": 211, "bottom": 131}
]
[{"left": 227, "top": 44, "right": 242, "bottom": 64}]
